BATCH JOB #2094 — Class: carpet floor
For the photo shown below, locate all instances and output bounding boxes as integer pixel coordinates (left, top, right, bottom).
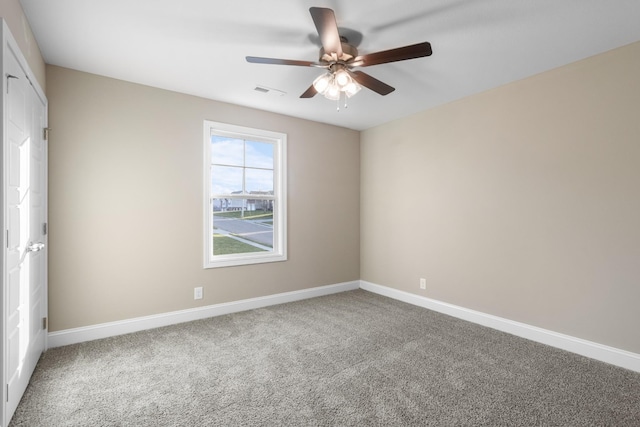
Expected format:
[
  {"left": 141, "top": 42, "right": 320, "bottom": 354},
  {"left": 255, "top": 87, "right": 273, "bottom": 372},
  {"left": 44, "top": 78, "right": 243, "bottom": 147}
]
[{"left": 9, "top": 290, "right": 640, "bottom": 426}]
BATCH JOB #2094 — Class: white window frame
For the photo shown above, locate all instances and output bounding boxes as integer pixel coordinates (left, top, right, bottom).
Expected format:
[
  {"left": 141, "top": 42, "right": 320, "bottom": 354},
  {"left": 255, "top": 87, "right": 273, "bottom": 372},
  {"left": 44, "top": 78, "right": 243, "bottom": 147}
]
[{"left": 203, "top": 121, "right": 287, "bottom": 268}]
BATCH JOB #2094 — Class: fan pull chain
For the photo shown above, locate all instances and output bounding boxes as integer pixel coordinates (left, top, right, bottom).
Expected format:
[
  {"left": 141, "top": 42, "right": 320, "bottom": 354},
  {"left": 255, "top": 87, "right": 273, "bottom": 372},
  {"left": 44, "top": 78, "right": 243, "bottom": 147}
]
[{"left": 336, "top": 92, "right": 349, "bottom": 112}]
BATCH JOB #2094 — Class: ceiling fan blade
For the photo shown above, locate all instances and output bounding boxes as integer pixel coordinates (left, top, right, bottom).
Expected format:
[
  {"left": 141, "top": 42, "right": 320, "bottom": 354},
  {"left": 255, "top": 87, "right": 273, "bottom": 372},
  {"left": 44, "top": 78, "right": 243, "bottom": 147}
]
[
  {"left": 350, "top": 71, "right": 395, "bottom": 96},
  {"left": 300, "top": 85, "right": 318, "bottom": 98},
  {"left": 246, "top": 56, "right": 317, "bottom": 67},
  {"left": 309, "top": 7, "right": 343, "bottom": 58},
  {"left": 350, "top": 42, "right": 432, "bottom": 67}
]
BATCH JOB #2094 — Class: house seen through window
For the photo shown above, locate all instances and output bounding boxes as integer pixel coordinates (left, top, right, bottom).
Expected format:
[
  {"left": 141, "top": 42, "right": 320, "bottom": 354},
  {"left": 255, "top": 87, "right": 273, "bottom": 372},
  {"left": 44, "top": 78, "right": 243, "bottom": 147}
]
[{"left": 204, "top": 121, "right": 287, "bottom": 268}]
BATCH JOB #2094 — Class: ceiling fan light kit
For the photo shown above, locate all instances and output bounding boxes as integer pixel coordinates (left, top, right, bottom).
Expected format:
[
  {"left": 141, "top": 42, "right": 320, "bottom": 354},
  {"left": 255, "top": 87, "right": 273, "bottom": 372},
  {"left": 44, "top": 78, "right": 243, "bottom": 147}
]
[
  {"left": 313, "top": 64, "right": 362, "bottom": 102},
  {"left": 246, "top": 7, "right": 433, "bottom": 108}
]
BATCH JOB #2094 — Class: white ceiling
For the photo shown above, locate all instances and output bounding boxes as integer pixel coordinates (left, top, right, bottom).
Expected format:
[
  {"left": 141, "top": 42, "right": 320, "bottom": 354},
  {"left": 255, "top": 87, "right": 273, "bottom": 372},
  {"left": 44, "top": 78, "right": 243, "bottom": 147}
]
[{"left": 19, "top": 0, "right": 640, "bottom": 131}]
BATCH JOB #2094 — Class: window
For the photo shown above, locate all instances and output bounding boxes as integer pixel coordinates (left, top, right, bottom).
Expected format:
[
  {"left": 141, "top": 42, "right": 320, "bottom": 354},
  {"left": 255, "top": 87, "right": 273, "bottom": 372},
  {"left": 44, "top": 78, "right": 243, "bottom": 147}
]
[{"left": 203, "top": 121, "right": 287, "bottom": 268}]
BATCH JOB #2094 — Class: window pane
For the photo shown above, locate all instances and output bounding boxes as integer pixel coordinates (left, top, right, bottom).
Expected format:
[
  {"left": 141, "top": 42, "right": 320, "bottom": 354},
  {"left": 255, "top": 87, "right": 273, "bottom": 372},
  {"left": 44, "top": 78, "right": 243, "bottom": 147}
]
[
  {"left": 211, "top": 136, "right": 243, "bottom": 166},
  {"left": 245, "top": 141, "right": 274, "bottom": 169},
  {"left": 212, "top": 198, "right": 274, "bottom": 255},
  {"left": 205, "top": 120, "right": 286, "bottom": 268},
  {"left": 211, "top": 165, "right": 243, "bottom": 195},
  {"left": 245, "top": 168, "right": 274, "bottom": 194}
]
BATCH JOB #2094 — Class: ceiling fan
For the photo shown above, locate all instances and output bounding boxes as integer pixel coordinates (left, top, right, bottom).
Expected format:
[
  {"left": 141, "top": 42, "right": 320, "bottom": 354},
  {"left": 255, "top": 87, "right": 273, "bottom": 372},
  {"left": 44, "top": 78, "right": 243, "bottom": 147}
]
[{"left": 246, "top": 7, "right": 433, "bottom": 102}]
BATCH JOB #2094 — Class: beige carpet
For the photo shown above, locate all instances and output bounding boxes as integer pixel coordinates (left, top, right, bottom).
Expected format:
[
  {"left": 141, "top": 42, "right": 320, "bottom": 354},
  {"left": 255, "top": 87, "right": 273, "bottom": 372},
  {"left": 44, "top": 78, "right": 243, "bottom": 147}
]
[{"left": 9, "top": 290, "right": 640, "bottom": 426}]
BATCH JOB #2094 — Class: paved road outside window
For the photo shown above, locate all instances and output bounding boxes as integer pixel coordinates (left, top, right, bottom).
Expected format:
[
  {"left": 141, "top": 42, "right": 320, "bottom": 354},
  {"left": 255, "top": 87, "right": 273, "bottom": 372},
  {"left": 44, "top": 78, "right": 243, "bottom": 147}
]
[{"left": 214, "top": 217, "right": 273, "bottom": 247}]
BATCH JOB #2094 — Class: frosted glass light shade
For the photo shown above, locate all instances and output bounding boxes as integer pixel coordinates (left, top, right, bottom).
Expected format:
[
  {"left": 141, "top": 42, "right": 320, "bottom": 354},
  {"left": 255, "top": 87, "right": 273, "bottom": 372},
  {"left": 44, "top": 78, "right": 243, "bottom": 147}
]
[
  {"left": 334, "top": 69, "right": 350, "bottom": 88},
  {"left": 324, "top": 84, "right": 341, "bottom": 100},
  {"left": 344, "top": 82, "right": 361, "bottom": 98},
  {"left": 313, "top": 73, "right": 331, "bottom": 93}
]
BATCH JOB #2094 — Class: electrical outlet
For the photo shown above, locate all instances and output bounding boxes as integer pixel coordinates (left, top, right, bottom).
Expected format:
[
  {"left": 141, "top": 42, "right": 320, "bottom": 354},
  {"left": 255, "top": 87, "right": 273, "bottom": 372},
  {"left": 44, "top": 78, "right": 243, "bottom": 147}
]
[
  {"left": 194, "top": 286, "right": 203, "bottom": 300},
  {"left": 419, "top": 278, "right": 426, "bottom": 290}
]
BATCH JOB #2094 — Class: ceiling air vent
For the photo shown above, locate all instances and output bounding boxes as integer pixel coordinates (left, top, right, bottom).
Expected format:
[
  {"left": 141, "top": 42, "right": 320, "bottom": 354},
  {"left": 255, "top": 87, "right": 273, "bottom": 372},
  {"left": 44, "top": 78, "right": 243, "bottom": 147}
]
[{"left": 254, "top": 85, "right": 286, "bottom": 96}]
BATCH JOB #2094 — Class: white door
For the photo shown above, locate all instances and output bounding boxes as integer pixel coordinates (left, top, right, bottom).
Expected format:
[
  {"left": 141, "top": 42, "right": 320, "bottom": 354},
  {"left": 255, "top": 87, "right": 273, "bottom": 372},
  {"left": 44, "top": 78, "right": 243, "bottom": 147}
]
[{"left": 4, "top": 44, "right": 47, "bottom": 423}]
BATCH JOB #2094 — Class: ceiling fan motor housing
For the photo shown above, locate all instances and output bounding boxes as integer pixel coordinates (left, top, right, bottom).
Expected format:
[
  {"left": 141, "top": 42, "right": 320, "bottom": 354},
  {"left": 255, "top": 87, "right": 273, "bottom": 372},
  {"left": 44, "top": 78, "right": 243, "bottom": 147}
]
[{"left": 320, "top": 42, "right": 358, "bottom": 63}]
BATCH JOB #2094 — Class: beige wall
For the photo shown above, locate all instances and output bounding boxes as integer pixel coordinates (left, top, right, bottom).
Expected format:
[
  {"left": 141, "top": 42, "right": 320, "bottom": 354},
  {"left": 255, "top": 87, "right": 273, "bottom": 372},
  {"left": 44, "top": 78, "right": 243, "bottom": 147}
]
[
  {"left": 0, "top": 0, "right": 45, "bottom": 91},
  {"left": 361, "top": 42, "right": 640, "bottom": 354},
  {"left": 24, "top": 22, "right": 640, "bottom": 354},
  {"left": 46, "top": 65, "right": 360, "bottom": 331}
]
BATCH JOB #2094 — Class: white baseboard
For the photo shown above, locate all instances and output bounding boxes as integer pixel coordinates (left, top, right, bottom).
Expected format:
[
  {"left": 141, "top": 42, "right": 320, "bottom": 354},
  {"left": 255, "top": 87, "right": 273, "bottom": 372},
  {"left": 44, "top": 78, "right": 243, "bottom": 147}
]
[
  {"left": 48, "top": 279, "right": 640, "bottom": 374},
  {"left": 360, "top": 280, "right": 640, "bottom": 373},
  {"left": 48, "top": 281, "right": 360, "bottom": 348}
]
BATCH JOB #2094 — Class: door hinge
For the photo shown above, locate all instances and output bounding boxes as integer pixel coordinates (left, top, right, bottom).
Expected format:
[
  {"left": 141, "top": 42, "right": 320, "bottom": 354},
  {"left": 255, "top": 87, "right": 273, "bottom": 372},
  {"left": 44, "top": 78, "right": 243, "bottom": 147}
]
[
  {"left": 43, "top": 317, "right": 48, "bottom": 330},
  {"left": 6, "top": 230, "right": 8, "bottom": 248},
  {"left": 43, "top": 222, "right": 48, "bottom": 236},
  {"left": 6, "top": 384, "right": 8, "bottom": 402},
  {"left": 43, "top": 127, "right": 51, "bottom": 140}
]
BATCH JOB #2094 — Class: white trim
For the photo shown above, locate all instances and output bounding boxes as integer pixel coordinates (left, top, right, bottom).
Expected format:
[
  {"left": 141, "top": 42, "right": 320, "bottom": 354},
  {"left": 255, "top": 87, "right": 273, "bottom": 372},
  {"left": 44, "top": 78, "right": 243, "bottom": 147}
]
[
  {"left": 47, "top": 278, "right": 640, "bottom": 373},
  {"left": 3, "top": 22, "right": 46, "bottom": 104},
  {"left": 48, "top": 281, "right": 359, "bottom": 348},
  {"left": 360, "top": 280, "right": 640, "bottom": 373},
  {"left": 203, "top": 120, "right": 287, "bottom": 269}
]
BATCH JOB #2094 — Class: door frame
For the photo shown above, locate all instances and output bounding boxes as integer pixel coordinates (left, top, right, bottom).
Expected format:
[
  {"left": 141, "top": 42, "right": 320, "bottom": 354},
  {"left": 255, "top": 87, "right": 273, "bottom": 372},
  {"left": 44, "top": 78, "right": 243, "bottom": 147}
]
[{"left": 1, "top": 19, "right": 48, "bottom": 427}]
